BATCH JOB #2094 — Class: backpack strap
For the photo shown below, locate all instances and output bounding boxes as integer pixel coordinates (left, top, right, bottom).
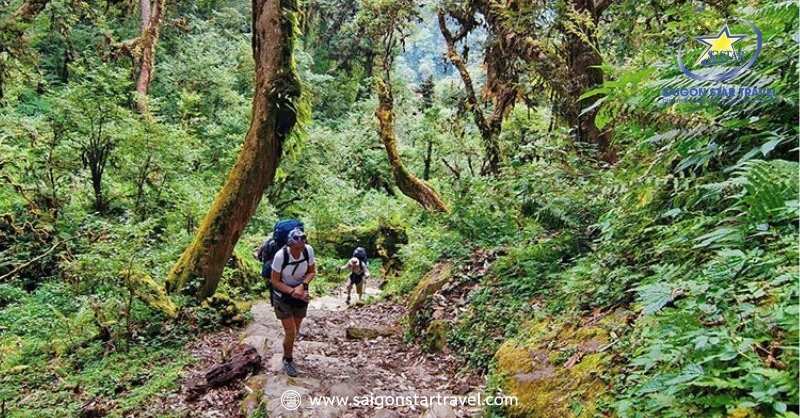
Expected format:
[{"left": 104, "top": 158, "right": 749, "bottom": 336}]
[
  {"left": 281, "top": 246, "right": 310, "bottom": 276},
  {"left": 281, "top": 247, "right": 290, "bottom": 272},
  {"left": 291, "top": 247, "right": 310, "bottom": 275}
]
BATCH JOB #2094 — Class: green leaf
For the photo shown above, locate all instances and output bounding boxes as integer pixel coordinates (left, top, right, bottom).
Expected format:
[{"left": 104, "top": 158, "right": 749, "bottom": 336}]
[
  {"left": 693, "top": 227, "right": 742, "bottom": 249},
  {"left": 667, "top": 363, "right": 704, "bottom": 385},
  {"left": 578, "top": 86, "right": 608, "bottom": 101},
  {"left": 760, "top": 138, "right": 782, "bottom": 156},
  {"left": 595, "top": 104, "right": 612, "bottom": 130},
  {"left": 637, "top": 282, "right": 673, "bottom": 315}
]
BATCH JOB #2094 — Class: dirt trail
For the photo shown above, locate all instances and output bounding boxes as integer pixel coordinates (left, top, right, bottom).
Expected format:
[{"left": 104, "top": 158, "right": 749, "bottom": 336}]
[
  {"left": 162, "top": 283, "right": 483, "bottom": 417},
  {"left": 240, "top": 283, "right": 483, "bottom": 417}
]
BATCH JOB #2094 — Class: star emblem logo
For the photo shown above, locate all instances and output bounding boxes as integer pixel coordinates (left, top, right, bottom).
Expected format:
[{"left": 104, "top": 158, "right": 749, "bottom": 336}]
[{"left": 695, "top": 24, "right": 746, "bottom": 65}]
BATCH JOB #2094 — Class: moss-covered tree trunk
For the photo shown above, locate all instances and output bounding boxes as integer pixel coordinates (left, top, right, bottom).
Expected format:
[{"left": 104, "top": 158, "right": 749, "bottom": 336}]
[
  {"left": 563, "top": 0, "right": 616, "bottom": 163},
  {"left": 437, "top": 11, "right": 508, "bottom": 176},
  {"left": 134, "top": 0, "right": 164, "bottom": 116},
  {"left": 375, "top": 60, "right": 448, "bottom": 213},
  {"left": 166, "top": 0, "right": 301, "bottom": 298},
  {"left": 564, "top": 37, "right": 615, "bottom": 163}
]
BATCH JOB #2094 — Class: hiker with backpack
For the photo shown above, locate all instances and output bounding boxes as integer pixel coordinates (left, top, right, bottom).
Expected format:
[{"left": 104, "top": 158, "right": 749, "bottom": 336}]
[
  {"left": 338, "top": 247, "right": 369, "bottom": 305},
  {"left": 255, "top": 220, "right": 315, "bottom": 377}
]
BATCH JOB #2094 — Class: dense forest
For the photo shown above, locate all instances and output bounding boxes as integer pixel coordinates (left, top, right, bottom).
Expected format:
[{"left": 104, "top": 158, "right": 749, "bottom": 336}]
[{"left": 0, "top": 0, "right": 797, "bottom": 416}]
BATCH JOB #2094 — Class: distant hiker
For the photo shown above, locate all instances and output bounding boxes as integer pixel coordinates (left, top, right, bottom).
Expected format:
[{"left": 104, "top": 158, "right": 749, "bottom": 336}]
[
  {"left": 255, "top": 220, "right": 316, "bottom": 377},
  {"left": 338, "top": 247, "right": 369, "bottom": 304}
]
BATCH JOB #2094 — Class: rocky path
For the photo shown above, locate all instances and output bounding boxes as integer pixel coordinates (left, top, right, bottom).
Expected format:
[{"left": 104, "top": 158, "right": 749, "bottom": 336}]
[
  {"left": 157, "top": 283, "right": 483, "bottom": 417},
  {"left": 238, "top": 284, "right": 483, "bottom": 417}
]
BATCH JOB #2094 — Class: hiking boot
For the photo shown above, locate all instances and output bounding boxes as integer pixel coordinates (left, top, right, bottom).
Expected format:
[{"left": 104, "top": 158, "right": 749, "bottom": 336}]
[{"left": 283, "top": 358, "right": 298, "bottom": 377}]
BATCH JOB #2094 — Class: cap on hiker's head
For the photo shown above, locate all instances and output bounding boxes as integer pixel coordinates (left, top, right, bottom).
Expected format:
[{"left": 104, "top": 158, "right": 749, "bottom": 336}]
[{"left": 287, "top": 228, "right": 306, "bottom": 245}]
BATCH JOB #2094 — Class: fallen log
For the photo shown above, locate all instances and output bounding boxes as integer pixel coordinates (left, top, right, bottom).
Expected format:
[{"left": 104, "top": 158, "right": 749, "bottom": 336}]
[
  {"left": 185, "top": 344, "right": 262, "bottom": 401},
  {"left": 206, "top": 345, "right": 262, "bottom": 387}
]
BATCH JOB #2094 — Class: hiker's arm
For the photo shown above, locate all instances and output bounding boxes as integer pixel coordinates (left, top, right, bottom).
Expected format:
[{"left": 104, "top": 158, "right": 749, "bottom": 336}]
[
  {"left": 270, "top": 270, "right": 295, "bottom": 294},
  {"left": 288, "top": 264, "right": 314, "bottom": 302},
  {"left": 302, "top": 263, "right": 316, "bottom": 285}
]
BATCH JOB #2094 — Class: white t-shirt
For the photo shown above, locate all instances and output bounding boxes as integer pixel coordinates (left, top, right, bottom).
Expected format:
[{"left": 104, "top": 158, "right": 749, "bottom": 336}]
[
  {"left": 341, "top": 257, "right": 369, "bottom": 277},
  {"left": 271, "top": 245, "right": 315, "bottom": 287}
]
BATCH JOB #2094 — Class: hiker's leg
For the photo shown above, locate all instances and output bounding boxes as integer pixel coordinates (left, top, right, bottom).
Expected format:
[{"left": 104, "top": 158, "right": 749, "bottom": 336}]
[
  {"left": 356, "top": 281, "right": 364, "bottom": 300},
  {"left": 346, "top": 282, "right": 353, "bottom": 303},
  {"left": 280, "top": 317, "right": 298, "bottom": 359},
  {"left": 293, "top": 316, "right": 304, "bottom": 336}
]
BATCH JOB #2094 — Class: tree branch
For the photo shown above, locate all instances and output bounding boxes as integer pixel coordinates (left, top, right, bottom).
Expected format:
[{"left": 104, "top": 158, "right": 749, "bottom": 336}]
[
  {"left": 0, "top": 239, "right": 66, "bottom": 282},
  {"left": 437, "top": 11, "right": 490, "bottom": 140},
  {"left": 440, "top": 158, "right": 461, "bottom": 179}
]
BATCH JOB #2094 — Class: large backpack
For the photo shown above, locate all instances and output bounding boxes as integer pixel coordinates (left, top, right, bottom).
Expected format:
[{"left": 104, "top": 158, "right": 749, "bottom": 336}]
[
  {"left": 350, "top": 247, "right": 368, "bottom": 279},
  {"left": 256, "top": 219, "right": 304, "bottom": 263},
  {"left": 353, "top": 247, "right": 368, "bottom": 263},
  {"left": 255, "top": 219, "right": 308, "bottom": 305}
]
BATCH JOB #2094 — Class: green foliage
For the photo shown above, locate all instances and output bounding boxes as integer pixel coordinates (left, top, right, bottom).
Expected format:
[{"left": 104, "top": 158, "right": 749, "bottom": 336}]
[
  {"left": 383, "top": 220, "right": 465, "bottom": 296},
  {"left": 0, "top": 0, "right": 796, "bottom": 416},
  {"left": 392, "top": 3, "right": 798, "bottom": 416},
  {"left": 0, "top": 281, "right": 191, "bottom": 415}
]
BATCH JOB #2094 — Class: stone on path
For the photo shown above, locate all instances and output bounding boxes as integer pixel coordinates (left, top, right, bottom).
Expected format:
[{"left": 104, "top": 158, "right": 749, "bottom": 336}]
[
  {"left": 344, "top": 325, "right": 398, "bottom": 340},
  {"left": 238, "top": 282, "right": 482, "bottom": 418}
]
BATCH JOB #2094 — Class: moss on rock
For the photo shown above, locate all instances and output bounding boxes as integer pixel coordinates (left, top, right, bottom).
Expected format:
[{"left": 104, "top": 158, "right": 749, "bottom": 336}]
[
  {"left": 492, "top": 311, "right": 630, "bottom": 417},
  {"left": 406, "top": 262, "right": 453, "bottom": 327},
  {"left": 313, "top": 222, "right": 407, "bottom": 261},
  {"left": 423, "top": 319, "right": 448, "bottom": 352},
  {"left": 202, "top": 292, "right": 252, "bottom": 325},
  {"left": 225, "top": 246, "right": 261, "bottom": 290}
]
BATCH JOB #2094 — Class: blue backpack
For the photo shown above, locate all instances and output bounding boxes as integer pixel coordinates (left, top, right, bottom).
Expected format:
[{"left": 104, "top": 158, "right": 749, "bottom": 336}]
[{"left": 256, "top": 219, "right": 304, "bottom": 263}]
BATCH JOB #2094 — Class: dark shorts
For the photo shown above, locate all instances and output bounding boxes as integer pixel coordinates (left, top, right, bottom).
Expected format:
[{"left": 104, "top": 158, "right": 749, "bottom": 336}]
[
  {"left": 273, "top": 294, "right": 308, "bottom": 319},
  {"left": 349, "top": 273, "right": 364, "bottom": 285}
]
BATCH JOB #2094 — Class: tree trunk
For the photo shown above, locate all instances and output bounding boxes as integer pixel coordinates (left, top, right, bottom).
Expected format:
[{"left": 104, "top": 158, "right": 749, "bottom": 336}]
[
  {"left": 422, "top": 137, "right": 433, "bottom": 180},
  {"left": 562, "top": 0, "right": 616, "bottom": 163},
  {"left": 91, "top": 168, "right": 104, "bottom": 212},
  {"left": 437, "top": 11, "right": 502, "bottom": 176},
  {"left": 0, "top": 60, "right": 4, "bottom": 102},
  {"left": 185, "top": 344, "right": 262, "bottom": 401},
  {"left": 375, "top": 73, "right": 448, "bottom": 213},
  {"left": 165, "top": 0, "right": 302, "bottom": 298},
  {"left": 139, "top": 0, "right": 151, "bottom": 32},
  {"left": 564, "top": 30, "right": 616, "bottom": 163},
  {"left": 205, "top": 345, "right": 262, "bottom": 387},
  {"left": 134, "top": 0, "right": 163, "bottom": 116}
]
